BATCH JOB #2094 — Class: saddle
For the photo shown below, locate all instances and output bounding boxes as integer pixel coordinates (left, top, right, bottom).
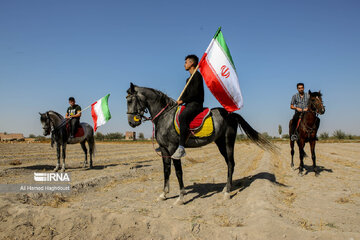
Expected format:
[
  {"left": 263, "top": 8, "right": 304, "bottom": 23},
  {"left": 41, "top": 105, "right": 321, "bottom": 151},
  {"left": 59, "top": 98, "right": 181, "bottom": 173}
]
[
  {"left": 66, "top": 123, "right": 85, "bottom": 138},
  {"left": 174, "top": 106, "right": 214, "bottom": 138}
]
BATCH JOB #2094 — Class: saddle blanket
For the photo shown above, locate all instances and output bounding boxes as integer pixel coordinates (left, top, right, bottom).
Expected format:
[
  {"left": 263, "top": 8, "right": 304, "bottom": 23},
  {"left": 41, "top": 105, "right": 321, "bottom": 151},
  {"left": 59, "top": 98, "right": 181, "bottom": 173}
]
[
  {"left": 174, "top": 106, "right": 214, "bottom": 138},
  {"left": 66, "top": 123, "right": 85, "bottom": 138}
]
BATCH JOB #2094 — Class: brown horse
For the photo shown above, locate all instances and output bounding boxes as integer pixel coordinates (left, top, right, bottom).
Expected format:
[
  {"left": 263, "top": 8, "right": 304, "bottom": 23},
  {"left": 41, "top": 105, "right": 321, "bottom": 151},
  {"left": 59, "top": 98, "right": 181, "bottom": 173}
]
[{"left": 289, "top": 90, "right": 325, "bottom": 175}]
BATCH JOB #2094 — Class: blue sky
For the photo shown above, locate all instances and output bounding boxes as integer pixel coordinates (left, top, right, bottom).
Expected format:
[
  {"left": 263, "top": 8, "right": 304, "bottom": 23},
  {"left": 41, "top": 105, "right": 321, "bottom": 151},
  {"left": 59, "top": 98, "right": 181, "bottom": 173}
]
[{"left": 1, "top": 0, "right": 359, "bottom": 137}]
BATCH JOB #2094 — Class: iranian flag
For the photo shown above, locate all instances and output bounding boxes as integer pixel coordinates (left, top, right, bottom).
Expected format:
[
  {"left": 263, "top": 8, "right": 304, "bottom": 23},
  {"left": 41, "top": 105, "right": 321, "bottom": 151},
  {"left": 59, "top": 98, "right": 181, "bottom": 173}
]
[
  {"left": 199, "top": 27, "right": 243, "bottom": 112},
  {"left": 91, "top": 94, "right": 111, "bottom": 131}
]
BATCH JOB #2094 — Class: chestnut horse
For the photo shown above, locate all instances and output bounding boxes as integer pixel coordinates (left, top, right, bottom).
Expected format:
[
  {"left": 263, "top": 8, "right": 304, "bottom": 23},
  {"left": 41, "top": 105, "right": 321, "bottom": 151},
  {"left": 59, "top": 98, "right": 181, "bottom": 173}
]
[{"left": 289, "top": 90, "right": 325, "bottom": 175}]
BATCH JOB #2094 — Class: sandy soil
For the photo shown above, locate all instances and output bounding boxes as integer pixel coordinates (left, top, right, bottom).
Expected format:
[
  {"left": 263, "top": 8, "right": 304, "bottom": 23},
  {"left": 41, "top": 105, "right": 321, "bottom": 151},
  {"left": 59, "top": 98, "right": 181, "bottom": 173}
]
[{"left": 0, "top": 141, "right": 359, "bottom": 240}]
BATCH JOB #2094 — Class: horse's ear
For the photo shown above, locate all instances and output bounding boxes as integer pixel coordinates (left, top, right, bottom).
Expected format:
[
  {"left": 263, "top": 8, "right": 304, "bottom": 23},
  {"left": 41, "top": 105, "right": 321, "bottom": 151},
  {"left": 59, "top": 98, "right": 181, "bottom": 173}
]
[
  {"left": 130, "top": 82, "right": 135, "bottom": 93},
  {"left": 308, "top": 90, "right": 312, "bottom": 94}
]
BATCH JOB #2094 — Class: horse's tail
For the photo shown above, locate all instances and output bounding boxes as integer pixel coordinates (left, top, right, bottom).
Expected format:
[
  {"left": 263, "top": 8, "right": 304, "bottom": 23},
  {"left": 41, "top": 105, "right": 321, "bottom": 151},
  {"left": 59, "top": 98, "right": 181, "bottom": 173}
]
[{"left": 231, "top": 113, "right": 278, "bottom": 152}]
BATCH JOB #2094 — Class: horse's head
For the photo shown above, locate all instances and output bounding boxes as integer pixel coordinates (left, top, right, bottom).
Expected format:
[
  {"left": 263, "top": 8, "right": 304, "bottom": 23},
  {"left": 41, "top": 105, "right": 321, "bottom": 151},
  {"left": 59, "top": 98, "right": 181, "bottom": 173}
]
[
  {"left": 39, "top": 112, "right": 52, "bottom": 136},
  {"left": 126, "top": 83, "right": 147, "bottom": 128},
  {"left": 308, "top": 90, "right": 325, "bottom": 115}
]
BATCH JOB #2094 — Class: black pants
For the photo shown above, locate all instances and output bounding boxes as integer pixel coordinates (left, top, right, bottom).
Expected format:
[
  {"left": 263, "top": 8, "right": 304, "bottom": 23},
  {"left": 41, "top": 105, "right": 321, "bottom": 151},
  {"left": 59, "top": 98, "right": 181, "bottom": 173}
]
[
  {"left": 69, "top": 118, "right": 80, "bottom": 137},
  {"left": 291, "top": 111, "right": 301, "bottom": 135},
  {"left": 179, "top": 102, "right": 203, "bottom": 146}
]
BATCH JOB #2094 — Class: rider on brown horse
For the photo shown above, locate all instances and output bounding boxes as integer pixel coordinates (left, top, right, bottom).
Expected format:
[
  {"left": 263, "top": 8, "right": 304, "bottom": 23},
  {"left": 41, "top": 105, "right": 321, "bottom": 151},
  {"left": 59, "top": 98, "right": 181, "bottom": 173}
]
[{"left": 290, "top": 83, "right": 309, "bottom": 141}]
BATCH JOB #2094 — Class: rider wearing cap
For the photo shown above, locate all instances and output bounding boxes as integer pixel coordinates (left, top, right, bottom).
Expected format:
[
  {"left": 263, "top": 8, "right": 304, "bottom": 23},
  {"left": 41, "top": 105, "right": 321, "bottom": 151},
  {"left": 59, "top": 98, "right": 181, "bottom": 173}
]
[{"left": 66, "top": 97, "right": 81, "bottom": 138}]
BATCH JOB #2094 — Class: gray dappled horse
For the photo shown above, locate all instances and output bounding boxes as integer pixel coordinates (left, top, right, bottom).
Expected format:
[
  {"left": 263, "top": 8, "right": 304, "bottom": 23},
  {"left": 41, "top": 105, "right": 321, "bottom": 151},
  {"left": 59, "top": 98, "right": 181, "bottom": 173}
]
[
  {"left": 39, "top": 111, "right": 95, "bottom": 172},
  {"left": 126, "top": 83, "right": 275, "bottom": 205},
  {"left": 289, "top": 90, "right": 325, "bottom": 175}
]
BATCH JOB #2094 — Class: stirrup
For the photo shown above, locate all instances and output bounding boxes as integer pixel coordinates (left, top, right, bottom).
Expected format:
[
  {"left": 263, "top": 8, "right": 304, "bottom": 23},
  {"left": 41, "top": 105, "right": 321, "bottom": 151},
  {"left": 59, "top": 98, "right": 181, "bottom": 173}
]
[{"left": 291, "top": 134, "right": 298, "bottom": 141}]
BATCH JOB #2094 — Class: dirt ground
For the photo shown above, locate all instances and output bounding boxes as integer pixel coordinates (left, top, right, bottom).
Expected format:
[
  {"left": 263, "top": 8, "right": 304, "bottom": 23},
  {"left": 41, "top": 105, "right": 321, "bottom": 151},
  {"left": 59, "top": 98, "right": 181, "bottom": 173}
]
[{"left": 0, "top": 141, "right": 359, "bottom": 240}]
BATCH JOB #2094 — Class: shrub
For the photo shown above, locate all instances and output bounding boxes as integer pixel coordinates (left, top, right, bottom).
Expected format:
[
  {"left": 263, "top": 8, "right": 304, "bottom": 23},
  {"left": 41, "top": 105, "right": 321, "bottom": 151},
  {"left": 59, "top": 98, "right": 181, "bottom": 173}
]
[
  {"left": 333, "top": 130, "right": 346, "bottom": 140},
  {"left": 319, "top": 132, "right": 329, "bottom": 140}
]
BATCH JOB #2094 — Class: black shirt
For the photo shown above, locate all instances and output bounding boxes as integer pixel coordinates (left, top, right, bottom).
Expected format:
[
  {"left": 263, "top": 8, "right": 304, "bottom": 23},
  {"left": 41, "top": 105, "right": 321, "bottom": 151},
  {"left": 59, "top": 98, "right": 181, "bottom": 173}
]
[
  {"left": 180, "top": 71, "right": 204, "bottom": 105},
  {"left": 67, "top": 104, "right": 81, "bottom": 119}
]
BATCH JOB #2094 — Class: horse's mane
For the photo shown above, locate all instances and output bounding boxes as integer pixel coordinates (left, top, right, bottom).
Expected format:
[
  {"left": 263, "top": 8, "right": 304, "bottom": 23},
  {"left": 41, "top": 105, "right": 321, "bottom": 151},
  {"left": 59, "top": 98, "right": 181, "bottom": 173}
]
[
  {"left": 48, "top": 110, "right": 65, "bottom": 120},
  {"left": 139, "top": 87, "right": 177, "bottom": 107}
]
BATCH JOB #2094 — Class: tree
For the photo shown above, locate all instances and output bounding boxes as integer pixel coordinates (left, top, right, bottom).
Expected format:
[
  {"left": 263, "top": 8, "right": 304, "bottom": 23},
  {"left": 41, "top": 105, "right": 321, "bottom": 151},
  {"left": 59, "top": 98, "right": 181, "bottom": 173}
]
[
  {"left": 236, "top": 133, "right": 247, "bottom": 141},
  {"left": 29, "top": 134, "right": 36, "bottom": 138},
  {"left": 282, "top": 134, "right": 290, "bottom": 139},
  {"left": 138, "top": 132, "right": 145, "bottom": 140},
  {"left": 333, "top": 130, "right": 346, "bottom": 140},
  {"left": 95, "top": 132, "right": 104, "bottom": 140},
  {"left": 261, "top": 132, "right": 272, "bottom": 139},
  {"left": 319, "top": 132, "right": 329, "bottom": 140},
  {"left": 105, "top": 132, "right": 124, "bottom": 140},
  {"left": 278, "top": 125, "right": 282, "bottom": 138}
]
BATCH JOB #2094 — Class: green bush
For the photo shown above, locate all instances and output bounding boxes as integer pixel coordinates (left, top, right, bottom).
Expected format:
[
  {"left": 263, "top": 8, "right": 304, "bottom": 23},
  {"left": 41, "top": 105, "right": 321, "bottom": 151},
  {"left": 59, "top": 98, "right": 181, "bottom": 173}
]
[
  {"left": 319, "top": 132, "right": 329, "bottom": 140},
  {"left": 333, "top": 130, "right": 346, "bottom": 139}
]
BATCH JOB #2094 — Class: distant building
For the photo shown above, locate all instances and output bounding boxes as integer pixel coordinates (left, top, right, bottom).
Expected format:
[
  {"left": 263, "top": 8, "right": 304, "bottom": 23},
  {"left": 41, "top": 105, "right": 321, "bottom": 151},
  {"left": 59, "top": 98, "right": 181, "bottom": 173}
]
[
  {"left": 0, "top": 132, "right": 25, "bottom": 141},
  {"left": 125, "top": 131, "right": 136, "bottom": 141}
]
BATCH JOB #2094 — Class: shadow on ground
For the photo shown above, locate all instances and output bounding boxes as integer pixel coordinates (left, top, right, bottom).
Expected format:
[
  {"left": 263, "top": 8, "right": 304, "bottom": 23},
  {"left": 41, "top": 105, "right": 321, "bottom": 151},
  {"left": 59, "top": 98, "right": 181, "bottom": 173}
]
[{"left": 183, "top": 172, "right": 287, "bottom": 204}]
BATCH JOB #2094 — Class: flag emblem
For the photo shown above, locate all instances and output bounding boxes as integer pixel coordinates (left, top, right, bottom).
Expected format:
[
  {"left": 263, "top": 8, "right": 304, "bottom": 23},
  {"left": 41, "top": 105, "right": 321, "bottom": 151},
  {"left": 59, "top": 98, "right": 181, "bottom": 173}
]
[{"left": 221, "top": 65, "right": 230, "bottom": 78}]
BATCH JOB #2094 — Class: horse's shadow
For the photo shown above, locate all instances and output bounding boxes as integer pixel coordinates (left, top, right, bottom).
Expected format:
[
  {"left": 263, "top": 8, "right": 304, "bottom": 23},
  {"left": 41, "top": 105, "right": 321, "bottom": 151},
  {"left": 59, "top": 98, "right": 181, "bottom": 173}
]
[
  {"left": 183, "top": 172, "right": 287, "bottom": 204},
  {"left": 304, "top": 164, "right": 333, "bottom": 175}
]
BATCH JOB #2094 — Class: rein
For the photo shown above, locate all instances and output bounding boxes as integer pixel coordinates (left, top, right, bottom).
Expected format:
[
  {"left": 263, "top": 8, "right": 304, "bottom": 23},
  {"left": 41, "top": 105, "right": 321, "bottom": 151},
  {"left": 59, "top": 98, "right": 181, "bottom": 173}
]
[
  {"left": 127, "top": 92, "right": 177, "bottom": 157},
  {"left": 302, "top": 101, "right": 319, "bottom": 138}
]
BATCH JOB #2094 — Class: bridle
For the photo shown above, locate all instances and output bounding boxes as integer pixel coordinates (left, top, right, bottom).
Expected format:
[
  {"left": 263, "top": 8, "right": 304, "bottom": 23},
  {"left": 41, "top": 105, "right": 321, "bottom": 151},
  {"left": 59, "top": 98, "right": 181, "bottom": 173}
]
[
  {"left": 308, "top": 96, "right": 324, "bottom": 116},
  {"left": 42, "top": 111, "right": 67, "bottom": 135},
  {"left": 42, "top": 112, "right": 54, "bottom": 135},
  {"left": 303, "top": 97, "right": 324, "bottom": 138},
  {"left": 126, "top": 93, "right": 150, "bottom": 121},
  {"left": 126, "top": 93, "right": 174, "bottom": 123}
]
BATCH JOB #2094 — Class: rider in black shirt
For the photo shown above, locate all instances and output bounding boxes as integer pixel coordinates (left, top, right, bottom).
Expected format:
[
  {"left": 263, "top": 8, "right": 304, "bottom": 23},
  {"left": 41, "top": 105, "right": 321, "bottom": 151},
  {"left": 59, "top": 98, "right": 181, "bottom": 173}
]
[{"left": 172, "top": 55, "right": 204, "bottom": 159}]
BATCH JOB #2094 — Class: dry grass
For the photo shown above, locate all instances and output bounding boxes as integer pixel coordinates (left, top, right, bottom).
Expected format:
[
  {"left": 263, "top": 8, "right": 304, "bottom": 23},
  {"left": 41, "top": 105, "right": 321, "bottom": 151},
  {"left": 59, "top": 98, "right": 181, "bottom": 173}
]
[
  {"left": 336, "top": 197, "right": 353, "bottom": 204},
  {"left": 280, "top": 190, "right": 296, "bottom": 206},
  {"left": 299, "top": 218, "right": 315, "bottom": 231},
  {"left": 9, "top": 160, "right": 22, "bottom": 165},
  {"left": 215, "top": 214, "right": 244, "bottom": 227}
]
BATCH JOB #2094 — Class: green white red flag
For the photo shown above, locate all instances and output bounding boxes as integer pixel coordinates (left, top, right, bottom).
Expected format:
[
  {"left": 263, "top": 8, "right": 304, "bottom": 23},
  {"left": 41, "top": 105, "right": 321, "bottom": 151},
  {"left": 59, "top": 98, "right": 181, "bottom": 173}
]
[
  {"left": 91, "top": 94, "right": 111, "bottom": 131},
  {"left": 199, "top": 27, "right": 243, "bottom": 112}
]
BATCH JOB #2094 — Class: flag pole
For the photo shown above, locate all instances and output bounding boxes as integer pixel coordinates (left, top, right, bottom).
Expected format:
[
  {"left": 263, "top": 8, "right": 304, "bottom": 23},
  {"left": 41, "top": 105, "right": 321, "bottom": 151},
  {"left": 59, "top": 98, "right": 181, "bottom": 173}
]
[
  {"left": 177, "top": 64, "right": 200, "bottom": 101},
  {"left": 78, "top": 104, "right": 92, "bottom": 114},
  {"left": 177, "top": 27, "right": 222, "bottom": 102}
]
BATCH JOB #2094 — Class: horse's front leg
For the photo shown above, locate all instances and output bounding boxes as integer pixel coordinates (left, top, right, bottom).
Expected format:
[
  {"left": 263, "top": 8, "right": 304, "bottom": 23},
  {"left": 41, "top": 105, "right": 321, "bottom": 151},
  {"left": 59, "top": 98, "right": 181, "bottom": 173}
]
[
  {"left": 61, "top": 144, "right": 67, "bottom": 172},
  {"left": 290, "top": 140, "right": 295, "bottom": 169},
  {"left": 173, "top": 159, "right": 186, "bottom": 205},
  {"left": 298, "top": 140, "right": 305, "bottom": 175},
  {"left": 54, "top": 143, "right": 61, "bottom": 172},
  {"left": 158, "top": 151, "right": 171, "bottom": 201},
  {"left": 310, "top": 140, "right": 318, "bottom": 175}
]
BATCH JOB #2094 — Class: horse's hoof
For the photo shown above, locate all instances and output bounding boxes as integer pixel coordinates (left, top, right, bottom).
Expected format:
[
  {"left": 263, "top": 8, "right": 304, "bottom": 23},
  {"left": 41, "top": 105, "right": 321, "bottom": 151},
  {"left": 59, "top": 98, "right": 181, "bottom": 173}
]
[
  {"left": 89, "top": 165, "right": 94, "bottom": 169},
  {"left": 224, "top": 192, "right": 231, "bottom": 200},
  {"left": 157, "top": 193, "right": 166, "bottom": 201},
  {"left": 53, "top": 169, "right": 58, "bottom": 172},
  {"left": 174, "top": 198, "right": 184, "bottom": 205},
  {"left": 298, "top": 171, "right": 304, "bottom": 176},
  {"left": 61, "top": 168, "right": 66, "bottom": 173}
]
